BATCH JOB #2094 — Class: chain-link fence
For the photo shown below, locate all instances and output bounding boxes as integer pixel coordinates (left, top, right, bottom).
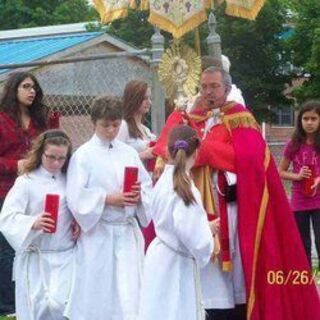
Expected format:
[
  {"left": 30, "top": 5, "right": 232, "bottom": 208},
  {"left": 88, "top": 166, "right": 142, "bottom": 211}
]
[{"left": 0, "top": 52, "right": 153, "bottom": 148}]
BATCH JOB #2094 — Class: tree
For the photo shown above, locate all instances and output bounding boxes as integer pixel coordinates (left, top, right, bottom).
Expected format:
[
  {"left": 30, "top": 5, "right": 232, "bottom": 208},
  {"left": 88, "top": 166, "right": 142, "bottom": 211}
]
[
  {"left": 107, "top": 1, "right": 292, "bottom": 121},
  {"left": 213, "top": 0, "right": 291, "bottom": 120},
  {"left": 289, "top": 0, "right": 320, "bottom": 101},
  {"left": 109, "top": 9, "right": 155, "bottom": 49},
  {"left": 0, "top": 0, "right": 97, "bottom": 30}
]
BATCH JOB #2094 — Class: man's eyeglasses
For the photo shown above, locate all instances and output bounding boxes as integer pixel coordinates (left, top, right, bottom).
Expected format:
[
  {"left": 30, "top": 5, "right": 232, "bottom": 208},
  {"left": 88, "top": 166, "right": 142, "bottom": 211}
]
[{"left": 43, "top": 154, "right": 67, "bottom": 162}]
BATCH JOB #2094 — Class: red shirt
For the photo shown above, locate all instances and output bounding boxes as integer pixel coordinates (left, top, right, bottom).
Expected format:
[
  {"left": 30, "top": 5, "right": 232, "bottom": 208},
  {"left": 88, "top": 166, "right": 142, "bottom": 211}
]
[{"left": 0, "top": 112, "right": 39, "bottom": 199}]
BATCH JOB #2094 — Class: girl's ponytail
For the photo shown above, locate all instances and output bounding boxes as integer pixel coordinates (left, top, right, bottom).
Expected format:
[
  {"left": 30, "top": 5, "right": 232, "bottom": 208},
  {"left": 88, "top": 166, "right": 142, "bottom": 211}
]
[{"left": 168, "top": 125, "right": 200, "bottom": 206}]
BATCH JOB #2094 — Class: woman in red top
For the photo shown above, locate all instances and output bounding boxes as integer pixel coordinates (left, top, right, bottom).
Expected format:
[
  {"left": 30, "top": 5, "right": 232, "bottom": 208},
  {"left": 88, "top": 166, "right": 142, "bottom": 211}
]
[{"left": 0, "top": 72, "right": 48, "bottom": 316}]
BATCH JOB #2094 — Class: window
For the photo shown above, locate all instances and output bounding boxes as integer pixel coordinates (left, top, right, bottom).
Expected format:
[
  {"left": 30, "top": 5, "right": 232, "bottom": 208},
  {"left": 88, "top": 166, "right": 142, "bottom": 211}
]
[{"left": 271, "top": 106, "right": 294, "bottom": 127}]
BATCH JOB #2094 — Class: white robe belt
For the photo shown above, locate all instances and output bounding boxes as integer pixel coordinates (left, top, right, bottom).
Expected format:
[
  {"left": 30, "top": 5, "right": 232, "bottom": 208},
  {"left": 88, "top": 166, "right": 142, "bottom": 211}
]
[
  {"left": 18, "top": 245, "right": 75, "bottom": 320},
  {"left": 100, "top": 217, "right": 144, "bottom": 287}
]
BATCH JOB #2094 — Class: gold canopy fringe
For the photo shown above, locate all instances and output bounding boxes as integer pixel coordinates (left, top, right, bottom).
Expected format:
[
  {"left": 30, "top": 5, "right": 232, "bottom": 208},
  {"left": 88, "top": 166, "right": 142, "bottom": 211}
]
[
  {"left": 140, "top": 0, "right": 149, "bottom": 10},
  {"left": 93, "top": 0, "right": 137, "bottom": 24},
  {"left": 142, "top": 0, "right": 210, "bottom": 11},
  {"left": 204, "top": 0, "right": 212, "bottom": 9},
  {"left": 102, "top": 8, "right": 128, "bottom": 24},
  {"left": 148, "top": 10, "right": 208, "bottom": 39},
  {"left": 129, "top": 0, "right": 137, "bottom": 9},
  {"left": 225, "top": 0, "right": 266, "bottom": 20},
  {"left": 93, "top": 0, "right": 107, "bottom": 22}
]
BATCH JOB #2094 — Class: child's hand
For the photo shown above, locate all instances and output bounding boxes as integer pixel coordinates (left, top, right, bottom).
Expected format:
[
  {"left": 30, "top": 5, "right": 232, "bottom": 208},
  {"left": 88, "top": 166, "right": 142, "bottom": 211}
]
[
  {"left": 106, "top": 191, "right": 140, "bottom": 207},
  {"left": 311, "top": 176, "right": 320, "bottom": 191},
  {"left": 130, "top": 182, "right": 141, "bottom": 203},
  {"left": 209, "top": 218, "right": 220, "bottom": 236},
  {"left": 32, "top": 212, "right": 55, "bottom": 232},
  {"left": 71, "top": 219, "right": 81, "bottom": 240},
  {"left": 297, "top": 166, "right": 312, "bottom": 180}
]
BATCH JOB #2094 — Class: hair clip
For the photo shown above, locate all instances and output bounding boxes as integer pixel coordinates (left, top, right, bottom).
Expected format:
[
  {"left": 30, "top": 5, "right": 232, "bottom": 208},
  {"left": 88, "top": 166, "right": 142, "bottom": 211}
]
[{"left": 173, "top": 140, "right": 189, "bottom": 152}]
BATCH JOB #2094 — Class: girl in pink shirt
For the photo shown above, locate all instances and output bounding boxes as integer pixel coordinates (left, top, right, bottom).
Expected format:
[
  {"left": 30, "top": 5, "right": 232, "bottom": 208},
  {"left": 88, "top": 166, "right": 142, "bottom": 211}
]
[{"left": 279, "top": 100, "right": 320, "bottom": 269}]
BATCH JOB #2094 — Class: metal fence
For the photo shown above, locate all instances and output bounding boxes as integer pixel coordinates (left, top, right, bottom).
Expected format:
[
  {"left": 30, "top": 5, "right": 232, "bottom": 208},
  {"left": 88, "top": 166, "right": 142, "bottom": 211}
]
[{"left": 0, "top": 52, "right": 153, "bottom": 148}]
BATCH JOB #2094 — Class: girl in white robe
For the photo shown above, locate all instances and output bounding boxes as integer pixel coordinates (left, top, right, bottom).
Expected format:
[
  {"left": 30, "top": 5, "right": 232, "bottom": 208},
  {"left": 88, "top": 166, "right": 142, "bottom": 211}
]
[
  {"left": 117, "top": 80, "right": 157, "bottom": 250},
  {"left": 65, "top": 96, "right": 152, "bottom": 320},
  {"left": 117, "top": 80, "right": 156, "bottom": 164},
  {"left": 138, "top": 125, "right": 219, "bottom": 320},
  {"left": 0, "top": 129, "right": 78, "bottom": 320}
]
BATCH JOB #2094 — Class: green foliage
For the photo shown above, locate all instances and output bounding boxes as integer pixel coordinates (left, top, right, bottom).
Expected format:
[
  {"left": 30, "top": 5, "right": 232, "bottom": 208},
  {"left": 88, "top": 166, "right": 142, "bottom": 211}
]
[
  {"left": 214, "top": 0, "right": 291, "bottom": 121},
  {"left": 290, "top": 0, "right": 320, "bottom": 101},
  {"left": 0, "top": 0, "right": 97, "bottom": 30},
  {"left": 109, "top": 9, "right": 155, "bottom": 49}
]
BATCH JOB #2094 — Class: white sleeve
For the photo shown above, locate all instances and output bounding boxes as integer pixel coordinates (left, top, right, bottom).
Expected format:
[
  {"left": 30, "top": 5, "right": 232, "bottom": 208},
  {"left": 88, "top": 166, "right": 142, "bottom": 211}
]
[
  {"left": 133, "top": 152, "right": 152, "bottom": 227},
  {"left": 172, "top": 195, "right": 214, "bottom": 268},
  {"left": 66, "top": 152, "right": 106, "bottom": 232},
  {"left": 117, "top": 120, "right": 130, "bottom": 143},
  {"left": 0, "top": 177, "right": 39, "bottom": 250}
]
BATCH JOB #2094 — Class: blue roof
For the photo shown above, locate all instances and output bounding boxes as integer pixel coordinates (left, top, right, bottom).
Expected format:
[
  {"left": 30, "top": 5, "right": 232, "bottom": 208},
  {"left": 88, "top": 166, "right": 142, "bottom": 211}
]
[{"left": 0, "top": 32, "right": 103, "bottom": 74}]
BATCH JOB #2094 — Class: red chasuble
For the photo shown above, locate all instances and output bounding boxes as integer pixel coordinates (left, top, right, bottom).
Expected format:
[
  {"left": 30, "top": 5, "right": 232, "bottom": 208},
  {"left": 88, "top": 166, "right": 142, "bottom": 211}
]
[
  {"left": 222, "top": 104, "right": 320, "bottom": 320},
  {"left": 153, "top": 103, "right": 320, "bottom": 319}
]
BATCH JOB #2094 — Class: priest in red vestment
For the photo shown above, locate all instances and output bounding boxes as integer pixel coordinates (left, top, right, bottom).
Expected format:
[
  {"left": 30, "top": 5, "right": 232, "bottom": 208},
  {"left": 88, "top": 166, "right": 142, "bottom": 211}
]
[{"left": 153, "top": 66, "right": 320, "bottom": 320}]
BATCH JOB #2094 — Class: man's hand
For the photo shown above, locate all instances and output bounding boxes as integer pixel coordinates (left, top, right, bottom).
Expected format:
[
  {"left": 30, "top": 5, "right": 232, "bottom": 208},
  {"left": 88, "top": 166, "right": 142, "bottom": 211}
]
[
  {"left": 209, "top": 218, "right": 220, "bottom": 236},
  {"left": 106, "top": 183, "right": 141, "bottom": 208}
]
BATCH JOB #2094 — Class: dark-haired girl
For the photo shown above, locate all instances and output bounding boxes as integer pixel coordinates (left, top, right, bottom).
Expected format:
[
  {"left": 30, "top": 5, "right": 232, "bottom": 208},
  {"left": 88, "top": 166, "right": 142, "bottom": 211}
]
[
  {"left": 0, "top": 72, "right": 49, "bottom": 315},
  {"left": 279, "top": 100, "right": 320, "bottom": 269}
]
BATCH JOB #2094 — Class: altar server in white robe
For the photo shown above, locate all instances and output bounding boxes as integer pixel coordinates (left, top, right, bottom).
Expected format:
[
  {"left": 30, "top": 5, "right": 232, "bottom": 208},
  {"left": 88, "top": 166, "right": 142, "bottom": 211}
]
[
  {"left": 138, "top": 125, "right": 219, "bottom": 320},
  {"left": 65, "top": 96, "right": 152, "bottom": 320},
  {"left": 0, "top": 129, "right": 78, "bottom": 320}
]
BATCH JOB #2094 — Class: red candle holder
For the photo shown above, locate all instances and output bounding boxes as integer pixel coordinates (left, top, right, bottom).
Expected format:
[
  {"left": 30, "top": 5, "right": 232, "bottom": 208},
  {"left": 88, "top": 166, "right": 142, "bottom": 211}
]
[
  {"left": 303, "top": 164, "right": 315, "bottom": 197},
  {"left": 49, "top": 111, "right": 60, "bottom": 129},
  {"left": 123, "top": 167, "right": 138, "bottom": 193},
  {"left": 146, "top": 141, "right": 156, "bottom": 172},
  {"left": 44, "top": 194, "right": 60, "bottom": 233}
]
